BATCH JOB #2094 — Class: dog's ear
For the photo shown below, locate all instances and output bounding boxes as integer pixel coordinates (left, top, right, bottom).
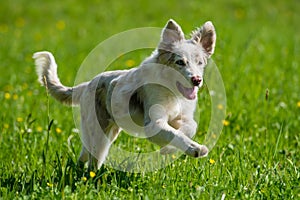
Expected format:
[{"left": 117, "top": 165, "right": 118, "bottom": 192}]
[
  {"left": 191, "top": 21, "right": 216, "bottom": 57},
  {"left": 160, "top": 19, "right": 185, "bottom": 44}
]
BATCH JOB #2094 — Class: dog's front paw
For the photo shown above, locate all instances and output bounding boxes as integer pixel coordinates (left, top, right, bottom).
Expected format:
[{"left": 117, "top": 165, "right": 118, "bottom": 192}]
[
  {"left": 160, "top": 145, "right": 177, "bottom": 155},
  {"left": 186, "top": 143, "right": 208, "bottom": 158}
]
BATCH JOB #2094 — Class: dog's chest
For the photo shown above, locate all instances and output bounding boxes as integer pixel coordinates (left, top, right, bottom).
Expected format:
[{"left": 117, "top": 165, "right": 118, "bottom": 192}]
[
  {"left": 163, "top": 98, "right": 182, "bottom": 119},
  {"left": 145, "top": 91, "right": 188, "bottom": 120}
]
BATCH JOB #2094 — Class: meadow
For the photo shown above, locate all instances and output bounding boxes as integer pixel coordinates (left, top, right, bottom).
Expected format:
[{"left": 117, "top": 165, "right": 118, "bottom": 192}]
[{"left": 0, "top": 0, "right": 299, "bottom": 199}]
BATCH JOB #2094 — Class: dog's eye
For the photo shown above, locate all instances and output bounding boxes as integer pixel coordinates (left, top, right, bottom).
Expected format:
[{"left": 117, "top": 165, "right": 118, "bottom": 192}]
[
  {"left": 198, "top": 61, "right": 203, "bottom": 65},
  {"left": 175, "top": 59, "right": 186, "bottom": 66}
]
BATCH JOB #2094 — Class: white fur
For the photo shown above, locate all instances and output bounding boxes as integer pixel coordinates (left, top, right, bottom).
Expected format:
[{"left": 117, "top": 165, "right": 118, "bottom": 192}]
[{"left": 33, "top": 19, "right": 216, "bottom": 170}]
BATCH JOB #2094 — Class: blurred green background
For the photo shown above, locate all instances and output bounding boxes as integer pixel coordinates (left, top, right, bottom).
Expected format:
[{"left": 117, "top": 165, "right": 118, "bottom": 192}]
[{"left": 0, "top": 0, "right": 299, "bottom": 199}]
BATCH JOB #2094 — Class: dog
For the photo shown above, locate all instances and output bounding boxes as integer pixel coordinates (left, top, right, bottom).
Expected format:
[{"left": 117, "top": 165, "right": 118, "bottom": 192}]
[{"left": 33, "top": 19, "right": 216, "bottom": 170}]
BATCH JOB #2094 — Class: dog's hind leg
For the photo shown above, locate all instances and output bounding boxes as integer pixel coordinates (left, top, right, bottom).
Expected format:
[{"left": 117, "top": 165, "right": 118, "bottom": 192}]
[
  {"left": 82, "top": 130, "right": 112, "bottom": 171},
  {"left": 91, "top": 124, "right": 120, "bottom": 169},
  {"left": 88, "top": 153, "right": 98, "bottom": 172},
  {"left": 77, "top": 146, "right": 89, "bottom": 169},
  {"left": 78, "top": 146, "right": 89, "bottom": 163},
  {"left": 81, "top": 118, "right": 121, "bottom": 170}
]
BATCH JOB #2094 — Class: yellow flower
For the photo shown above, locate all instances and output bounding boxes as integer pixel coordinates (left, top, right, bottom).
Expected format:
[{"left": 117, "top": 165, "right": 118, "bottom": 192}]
[
  {"left": 171, "top": 154, "right": 176, "bottom": 159},
  {"left": 222, "top": 120, "right": 230, "bottom": 126},
  {"left": 36, "top": 126, "right": 43, "bottom": 132},
  {"left": 212, "top": 133, "right": 217, "bottom": 139},
  {"left": 55, "top": 127, "right": 62, "bottom": 134},
  {"left": 89, "top": 171, "right": 96, "bottom": 178},
  {"left": 81, "top": 177, "right": 87, "bottom": 182},
  {"left": 217, "top": 104, "right": 224, "bottom": 110},
  {"left": 4, "top": 124, "right": 9, "bottom": 129},
  {"left": 125, "top": 59, "right": 135, "bottom": 67},
  {"left": 56, "top": 20, "right": 65, "bottom": 30},
  {"left": 47, "top": 182, "right": 53, "bottom": 187},
  {"left": 297, "top": 101, "right": 300, "bottom": 108},
  {"left": 4, "top": 92, "right": 11, "bottom": 100},
  {"left": 209, "top": 158, "right": 216, "bottom": 164},
  {"left": 17, "top": 117, "right": 23, "bottom": 122},
  {"left": 27, "top": 91, "right": 33, "bottom": 97},
  {"left": 13, "top": 94, "right": 18, "bottom": 100}
]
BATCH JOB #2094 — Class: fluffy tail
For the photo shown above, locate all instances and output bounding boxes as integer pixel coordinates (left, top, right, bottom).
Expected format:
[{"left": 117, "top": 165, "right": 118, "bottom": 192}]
[{"left": 33, "top": 51, "right": 85, "bottom": 106}]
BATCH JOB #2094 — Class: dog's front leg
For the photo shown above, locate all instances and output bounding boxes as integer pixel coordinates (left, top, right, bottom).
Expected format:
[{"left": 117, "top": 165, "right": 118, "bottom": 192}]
[
  {"left": 168, "top": 116, "right": 198, "bottom": 139},
  {"left": 178, "top": 118, "right": 198, "bottom": 138},
  {"left": 160, "top": 117, "right": 198, "bottom": 155},
  {"left": 145, "top": 119, "right": 208, "bottom": 158}
]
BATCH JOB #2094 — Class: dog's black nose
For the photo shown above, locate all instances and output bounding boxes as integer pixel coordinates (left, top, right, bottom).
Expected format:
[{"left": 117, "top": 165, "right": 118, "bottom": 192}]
[{"left": 191, "top": 76, "right": 202, "bottom": 86}]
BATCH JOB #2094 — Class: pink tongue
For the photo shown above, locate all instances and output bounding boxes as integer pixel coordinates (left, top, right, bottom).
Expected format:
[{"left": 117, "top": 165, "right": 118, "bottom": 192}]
[
  {"left": 186, "top": 87, "right": 197, "bottom": 99},
  {"left": 176, "top": 82, "right": 197, "bottom": 100}
]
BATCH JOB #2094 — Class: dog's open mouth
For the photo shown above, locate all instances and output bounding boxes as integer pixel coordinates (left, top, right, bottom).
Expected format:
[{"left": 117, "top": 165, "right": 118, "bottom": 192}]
[{"left": 176, "top": 81, "right": 197, "bottom": 100}]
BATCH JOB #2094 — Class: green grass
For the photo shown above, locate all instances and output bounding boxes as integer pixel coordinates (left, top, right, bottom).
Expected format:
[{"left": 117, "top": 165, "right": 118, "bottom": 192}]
[{"left": 1, "top": 0, "right": 300, "bottom": 199}]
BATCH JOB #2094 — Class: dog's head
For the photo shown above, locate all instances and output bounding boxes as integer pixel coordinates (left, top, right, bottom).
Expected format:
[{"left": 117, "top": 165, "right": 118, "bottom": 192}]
[{"left": 156, "top": 19, "right": 216, "bottom": 100}]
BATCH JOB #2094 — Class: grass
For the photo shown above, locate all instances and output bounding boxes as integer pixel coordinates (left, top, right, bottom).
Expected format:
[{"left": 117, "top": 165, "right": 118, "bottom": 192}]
[{"left": 0, "top": 0, "right": 299, "bottom": 199}]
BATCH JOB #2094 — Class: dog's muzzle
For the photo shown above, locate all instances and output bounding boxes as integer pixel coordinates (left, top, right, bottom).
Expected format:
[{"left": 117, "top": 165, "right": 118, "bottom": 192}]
[{"left": 191, "top": 76, "right": 202, "bottom": 87}]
